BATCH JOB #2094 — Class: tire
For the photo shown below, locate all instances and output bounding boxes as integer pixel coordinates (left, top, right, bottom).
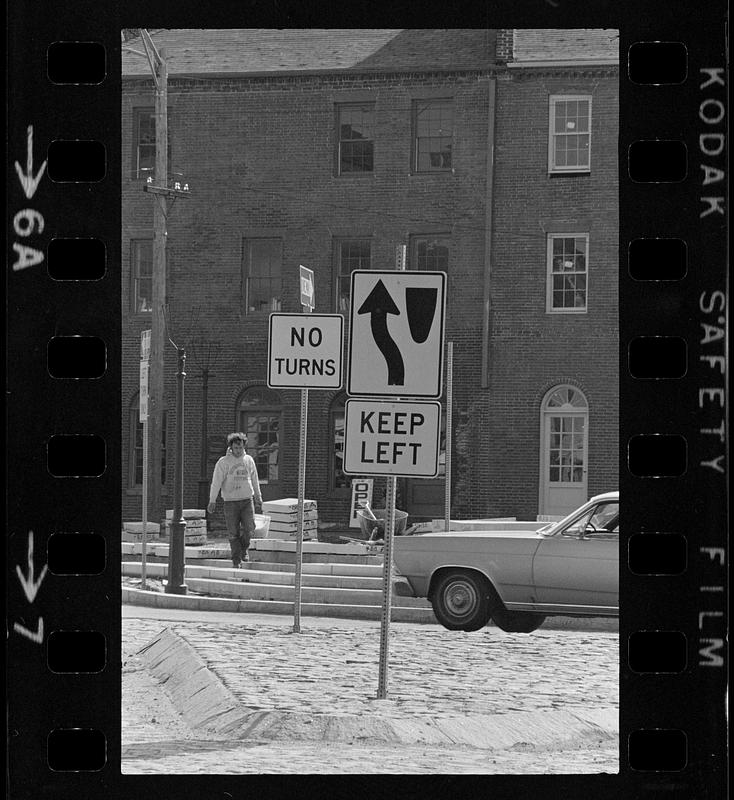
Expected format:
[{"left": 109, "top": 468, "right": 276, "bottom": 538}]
[
  {"left": 491, "top": 608, "right": 546, "bottom": 633},
  {"left": 430, "top": 570, "right": 492, "bottom": 632}
]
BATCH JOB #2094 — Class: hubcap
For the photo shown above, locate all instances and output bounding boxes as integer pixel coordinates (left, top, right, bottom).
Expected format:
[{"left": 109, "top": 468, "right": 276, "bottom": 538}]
[{"left": 445, "top": 580, "right": 477, "bottom": 618}]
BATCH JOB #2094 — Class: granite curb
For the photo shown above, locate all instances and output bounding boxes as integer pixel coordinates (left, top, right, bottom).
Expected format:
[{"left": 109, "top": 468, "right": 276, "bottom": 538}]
[{"left": 140, "top": 627, "right": 618, "bottom": 752}]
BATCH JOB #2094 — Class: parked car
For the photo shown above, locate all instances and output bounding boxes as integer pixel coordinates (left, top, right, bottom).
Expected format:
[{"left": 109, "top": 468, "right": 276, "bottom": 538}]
[{"left": 392, "top": 491, "right": 619, "bottom": 632}]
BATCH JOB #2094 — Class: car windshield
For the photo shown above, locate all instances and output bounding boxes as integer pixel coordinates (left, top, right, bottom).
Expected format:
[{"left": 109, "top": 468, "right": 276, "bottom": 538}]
[{"left": 537, "top": 497, "right": 619, "bottom": 536}]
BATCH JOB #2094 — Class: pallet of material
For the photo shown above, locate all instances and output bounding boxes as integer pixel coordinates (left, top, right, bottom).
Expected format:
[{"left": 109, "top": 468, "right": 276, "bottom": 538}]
[{"left": 262, "top": 498, "right": 317, "bottom": 514}]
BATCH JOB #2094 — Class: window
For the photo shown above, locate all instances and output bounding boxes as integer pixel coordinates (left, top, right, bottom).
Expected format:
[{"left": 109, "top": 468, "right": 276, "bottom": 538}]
[
  {"left": 243, "top": 239, "right": 282, "bottom": 313},
  {"left": 133, "top": 108, "right": 156, "bottom": 179},
  {"left": 413, "top": 100, "right": 453, "bottom": 172},
  {"left": 410, "top": 235, "right": 450, "bottom": 271},
  {"left": 549, "top": 95, "right": 591, "bottom": 173},
  {"left": 337, "top": 104, "right": 374, "bottom": 174},
  {"left": 128, "top": 398, "right": 167, "bottom": 488},
  {"left": 335, "top": 239, "right": 371, "bottom": 312},
  {"left": 236, "top": 387, "right": 282, "bottom": 483},
  {"left": 330, "top": 395, "right": 349, "bottom": 490},
  {"left": 130, "top": 239, "right": 153, "bottom": 313},
  {"left": 561, "top": 502, "right": 619, "bottom": 538},
  {"left": 547, "top": 234, "right": 588, "bottom": 312}
]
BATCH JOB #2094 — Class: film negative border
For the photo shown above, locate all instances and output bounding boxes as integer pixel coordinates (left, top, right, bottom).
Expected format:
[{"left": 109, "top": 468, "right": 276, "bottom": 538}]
[
  {"left": 619, "top": 19, "right": 727, "bottom": 790},
  {"left": 6, "top": 3, "right": 728, "bottom": 797}
]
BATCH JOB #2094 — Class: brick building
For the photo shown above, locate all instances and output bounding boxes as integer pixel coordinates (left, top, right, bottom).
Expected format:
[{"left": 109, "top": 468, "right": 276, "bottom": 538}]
[{"left": 121, "top": 28, "right": 619, "bottom": 530}]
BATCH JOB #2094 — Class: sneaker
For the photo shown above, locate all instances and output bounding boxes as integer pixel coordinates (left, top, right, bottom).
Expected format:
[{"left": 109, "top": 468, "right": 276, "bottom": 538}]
[
  {"left": 233, "top": 561, "right": 241, "bottom": 568},
  {"left": 242, "top": 555, "right": 249, "bottom": 563}
]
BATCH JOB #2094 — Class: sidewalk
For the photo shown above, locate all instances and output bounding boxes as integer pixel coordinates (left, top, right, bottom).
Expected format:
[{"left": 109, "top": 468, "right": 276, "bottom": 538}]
[{"left": 122, "top": 605, "right": 619, "bottom": 774}]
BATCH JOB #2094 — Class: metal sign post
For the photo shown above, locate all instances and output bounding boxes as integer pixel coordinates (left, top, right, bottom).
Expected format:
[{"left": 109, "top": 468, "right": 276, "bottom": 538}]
[
  {"left": 444, "top": 341, "right": 453, "bottom": 531},
  {"left": 343, "top": 250, "right": 447, "bottom": 699},
  {"left": 294, "top": 266, "right": 314, "bottom": 634},
  {"left": 376, "top": 474, "right": 397, "bottom": 699},
  {"left": 293, "top": 386, "right": 308, "bottom": 633},
  {"left": 139, "top": 330, "right": 151, "bottom": 589},
  {"left": 377, "top": 246, "right": 404, "bottom": 700}
]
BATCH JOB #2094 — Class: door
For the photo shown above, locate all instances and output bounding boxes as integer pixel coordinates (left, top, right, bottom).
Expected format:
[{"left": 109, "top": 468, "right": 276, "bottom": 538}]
[
  {"left": 532, "top": 499, "right": 619, "bottom": 612},
  {"left": 236, "top": 386, "right": 282, "bottom": 502},
  {"left": 539, "top": 386, "right": 588, "bottom": 517},
  {"left": 404, "top": 412, "right": 446, "bottom": 520}
]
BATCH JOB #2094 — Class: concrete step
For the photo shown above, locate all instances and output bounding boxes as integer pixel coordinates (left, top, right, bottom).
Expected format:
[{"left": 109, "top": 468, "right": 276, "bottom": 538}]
[
  {"left": 122, "top": 539, "right": 384, "bottom": 566},
  {"left": 187, "top": 577, "right": 429, "bottom": 608},
  {"left": 123, "top": 561, "right": 398, "bottom": 591},
  {"left": 122, "top": 585, "right": 436, "bottom": 623},
  {"left": 122, "top": 550, "right": 386, "bottom": 578},
  {"left": 123, "top": 562, "right": 426, "bottom": 608}
]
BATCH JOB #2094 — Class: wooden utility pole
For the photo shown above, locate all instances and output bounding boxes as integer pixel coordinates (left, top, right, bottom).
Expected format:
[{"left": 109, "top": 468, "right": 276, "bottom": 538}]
[
  {"left": 124, "top": 31, "right": 190, "bottom": 531},
  {"left": 148, "top": 41, "right": 168, "bottom": 527}
]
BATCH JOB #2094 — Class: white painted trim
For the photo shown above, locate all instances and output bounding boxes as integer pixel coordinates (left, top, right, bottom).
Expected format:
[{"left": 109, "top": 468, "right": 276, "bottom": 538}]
[
  {"left": 538, "top": 385, "right": 589, "bottom": 516},
  {"left": 548, "top": 94, "right": 593, "bottom": 174},
  {"left": 509, "top": 59, "right": 618, "bottom": 68}
]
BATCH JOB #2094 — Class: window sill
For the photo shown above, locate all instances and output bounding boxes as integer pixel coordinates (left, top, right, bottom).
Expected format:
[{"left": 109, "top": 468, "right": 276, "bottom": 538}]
[
  {"left": 410, "top": 169, "right": 455, "bottom": 177},
  {"left": 548, "top": 169, "right": 591, "bottom": 177},
  {"left": 334, "top": 172, "right": 376, "bottom": 179},
  {"left": 546, "top": 308, "right": 589, "bottom": 315}
]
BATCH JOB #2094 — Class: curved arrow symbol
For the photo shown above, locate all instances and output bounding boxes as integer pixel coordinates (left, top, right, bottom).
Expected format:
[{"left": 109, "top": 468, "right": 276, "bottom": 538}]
[
  {"left": 358, "top": 279, "right": 404, "bottom": 385},
  {"left": 16, "top": 530, "right": 48, "bottom": 603}
]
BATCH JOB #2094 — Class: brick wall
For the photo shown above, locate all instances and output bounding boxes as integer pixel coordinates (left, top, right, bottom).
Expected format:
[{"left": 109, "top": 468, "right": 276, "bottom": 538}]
[
  {"left": 472, "top": 68, "right": 620, "bottom": 520},
  {"left": 121, "top": 65, "right": 619, "bottom": 526},
  {"left": 122, "top": 71, "right": 492, "bottom": 524}
]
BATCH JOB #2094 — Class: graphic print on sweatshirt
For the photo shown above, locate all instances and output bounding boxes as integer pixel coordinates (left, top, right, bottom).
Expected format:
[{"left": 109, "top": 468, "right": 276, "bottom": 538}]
[{"left": 226, "top": 463, "right": 252, "bottom": 496}]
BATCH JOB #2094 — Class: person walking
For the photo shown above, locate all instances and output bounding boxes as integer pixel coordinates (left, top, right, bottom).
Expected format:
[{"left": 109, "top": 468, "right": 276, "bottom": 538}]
[{"left": 207, "top": 432, "right": 263, "bottom": 567}]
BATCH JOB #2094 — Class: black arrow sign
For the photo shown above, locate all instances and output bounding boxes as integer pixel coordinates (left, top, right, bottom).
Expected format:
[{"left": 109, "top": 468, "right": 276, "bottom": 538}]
[{"left": 358, "top": 279, "right": 404, "bottom": 385}]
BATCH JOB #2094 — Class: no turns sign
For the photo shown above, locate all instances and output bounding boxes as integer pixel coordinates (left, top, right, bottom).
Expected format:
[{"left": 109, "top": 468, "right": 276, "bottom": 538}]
[{"left": 268, "top": 313, "right": 343, "bottom": 389}]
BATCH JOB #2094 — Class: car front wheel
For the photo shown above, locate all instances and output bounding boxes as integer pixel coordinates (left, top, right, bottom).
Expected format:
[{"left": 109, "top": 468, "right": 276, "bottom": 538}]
[{"left": 431, "top": 570, "right": 491, "bottom": 632}]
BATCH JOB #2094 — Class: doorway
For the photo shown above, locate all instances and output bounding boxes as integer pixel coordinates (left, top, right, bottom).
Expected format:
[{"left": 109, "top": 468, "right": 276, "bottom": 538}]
[{"left": 539, "top": 385, "right": 588, "bottom": 517}]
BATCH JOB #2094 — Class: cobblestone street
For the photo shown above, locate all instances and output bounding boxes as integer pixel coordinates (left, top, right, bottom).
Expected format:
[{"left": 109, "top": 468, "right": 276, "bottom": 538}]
[{"left": 122, "top": 608, "right": 619, "bottom": 774}]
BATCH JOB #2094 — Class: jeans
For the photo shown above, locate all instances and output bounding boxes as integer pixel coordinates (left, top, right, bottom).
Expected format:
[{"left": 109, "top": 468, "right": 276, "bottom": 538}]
[{"left": 223, "top": 498, "right": 255, "bottom": 565}]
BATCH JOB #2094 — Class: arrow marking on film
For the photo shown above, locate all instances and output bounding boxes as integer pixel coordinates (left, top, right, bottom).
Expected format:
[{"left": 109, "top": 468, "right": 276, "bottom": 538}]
[
  {"left": 358, "top": 279, "right": 404, "bottom": 385},
  {"left": 16, "top": 530, "right": 48, "bottom": 604},
  {"left": 14, "top": 618, "right": 44, "bottom": 645},
  {"left": 14, "top": 125, "right": 47, "bottom": 199}
]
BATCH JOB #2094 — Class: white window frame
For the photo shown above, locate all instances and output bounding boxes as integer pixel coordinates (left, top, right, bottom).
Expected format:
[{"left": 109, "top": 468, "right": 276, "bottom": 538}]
[
  {"left": 548, "top": 95, "right": 592, "bottom": 174},
  {"left": 546, "top": 233, "right": 589, "bottom": 314}
]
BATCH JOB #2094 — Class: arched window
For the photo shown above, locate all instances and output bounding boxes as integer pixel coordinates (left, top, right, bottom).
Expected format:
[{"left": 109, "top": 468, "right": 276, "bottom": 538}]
[
  {"left": 330, "top": 394, "right": 348, "bottom": 491},
  {"left": 128, "top": 393, "right": 167, "bottom": 488},
  {"left": 544, "top": 385, "right": 588, "bottom": 412},
  {"left": 236, "top": 386, "right": 282, "bottom": 484}
]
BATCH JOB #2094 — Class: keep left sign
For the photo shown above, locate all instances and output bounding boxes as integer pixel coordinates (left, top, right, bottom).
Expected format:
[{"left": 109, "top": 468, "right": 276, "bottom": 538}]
[
  {"left": 343, "top": 398, "right": 441, "bottom": 477},
  {"left": 268, "top": 313, "right": 343, "bottom": 389}
]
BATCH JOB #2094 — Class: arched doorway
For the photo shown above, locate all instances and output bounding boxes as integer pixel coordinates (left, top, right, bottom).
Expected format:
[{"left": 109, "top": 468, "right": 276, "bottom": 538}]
[
  {"left": 404, "top": 409, "right": 446, "bottom": 520},
  {"left": 235, "top": 386, "right": 282, "bottom": 501},
  {"left": 539, "top": 385, "right": 588, "bottom": 517}
]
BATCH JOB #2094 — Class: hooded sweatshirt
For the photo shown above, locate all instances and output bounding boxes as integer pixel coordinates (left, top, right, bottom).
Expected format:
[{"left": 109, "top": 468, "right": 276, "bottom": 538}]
[{"left": 209, "top": 450, "right": 263, "bottom": 505}]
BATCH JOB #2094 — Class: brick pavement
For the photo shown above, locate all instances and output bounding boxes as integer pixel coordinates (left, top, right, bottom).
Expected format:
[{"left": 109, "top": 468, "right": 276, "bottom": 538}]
[{"left": 123, "top": 609, "right": 618, "bottom": 773}]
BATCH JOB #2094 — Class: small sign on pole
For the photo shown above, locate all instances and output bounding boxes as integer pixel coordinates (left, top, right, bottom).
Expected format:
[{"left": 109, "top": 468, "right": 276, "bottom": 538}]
[
  {"left": 139, "top": 361, "right": 149, "bottom": 422},
  {"left": 140, "top": 329, "right": 151, "bottom": 362},
  {"left": 349, "top": 478, "right": 374, "bottom": 527},
  {"left": 299, "top": 264, "right": 315, "bottom": 310}
]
